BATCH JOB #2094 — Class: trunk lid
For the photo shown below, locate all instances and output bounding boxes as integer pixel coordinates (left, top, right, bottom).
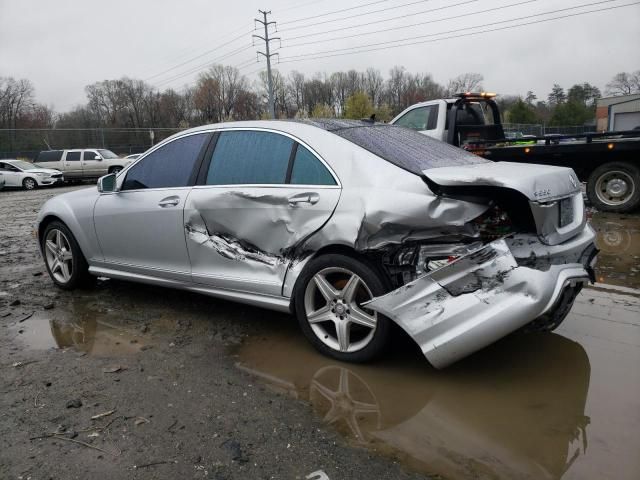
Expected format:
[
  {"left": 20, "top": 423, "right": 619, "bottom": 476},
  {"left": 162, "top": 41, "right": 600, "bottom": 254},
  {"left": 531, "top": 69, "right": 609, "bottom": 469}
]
[{"left": 422, "top": 161, "right": 585, "bottom": 245}]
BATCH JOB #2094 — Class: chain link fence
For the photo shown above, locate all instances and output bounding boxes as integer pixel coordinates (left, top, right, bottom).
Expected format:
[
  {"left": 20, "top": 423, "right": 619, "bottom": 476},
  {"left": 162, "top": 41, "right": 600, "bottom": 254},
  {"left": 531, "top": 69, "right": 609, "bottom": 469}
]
[
  {"left": 0, "top": 128, "right": 183, "bottom": 160},
  {"left": 502, "top": 123, "right": 597, "bottom": 137}
]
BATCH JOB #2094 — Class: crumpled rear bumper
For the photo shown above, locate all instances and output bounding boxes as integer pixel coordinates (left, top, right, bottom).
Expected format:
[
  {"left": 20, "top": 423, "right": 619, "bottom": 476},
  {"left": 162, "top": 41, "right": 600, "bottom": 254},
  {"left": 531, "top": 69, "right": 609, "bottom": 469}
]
[{"left": 366, "top": 228, "right": 596, "bottom": 369}]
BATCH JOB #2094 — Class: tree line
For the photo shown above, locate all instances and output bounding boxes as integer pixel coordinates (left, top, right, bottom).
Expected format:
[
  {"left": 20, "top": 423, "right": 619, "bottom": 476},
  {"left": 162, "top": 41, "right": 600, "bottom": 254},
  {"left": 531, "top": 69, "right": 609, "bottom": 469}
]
[{"left": 1, "top": 68, "right": 639, "bottom": 132}]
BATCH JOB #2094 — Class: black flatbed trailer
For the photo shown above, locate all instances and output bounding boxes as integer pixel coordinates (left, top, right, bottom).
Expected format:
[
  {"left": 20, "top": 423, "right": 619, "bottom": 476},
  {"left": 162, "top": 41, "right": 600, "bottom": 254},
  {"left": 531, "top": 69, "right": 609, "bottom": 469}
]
[{"left": 446, "top": 94, "right": 640, "bottom": 213}]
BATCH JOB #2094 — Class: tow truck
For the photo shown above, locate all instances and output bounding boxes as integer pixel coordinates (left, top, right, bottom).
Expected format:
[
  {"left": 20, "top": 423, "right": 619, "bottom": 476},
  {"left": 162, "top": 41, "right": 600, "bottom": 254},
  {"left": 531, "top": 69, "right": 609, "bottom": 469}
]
[{"left": 391, "top": 92, "right": 640, "bottom": 213}]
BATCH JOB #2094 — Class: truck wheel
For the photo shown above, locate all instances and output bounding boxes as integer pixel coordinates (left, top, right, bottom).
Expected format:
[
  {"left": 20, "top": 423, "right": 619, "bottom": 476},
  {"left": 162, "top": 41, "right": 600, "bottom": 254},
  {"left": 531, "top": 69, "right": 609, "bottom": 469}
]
[
  {"left": 109, "top": 166, "right": 122, "bottom": 174},
  {"left": 587, "top": 162, "right": 640, "bottom": 213}
]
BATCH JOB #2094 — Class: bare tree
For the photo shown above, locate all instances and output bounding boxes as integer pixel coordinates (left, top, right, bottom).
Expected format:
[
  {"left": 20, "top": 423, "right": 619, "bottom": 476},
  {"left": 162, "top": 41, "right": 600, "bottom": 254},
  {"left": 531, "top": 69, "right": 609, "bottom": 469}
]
[
  {"left": 445, "top": 73, "right": 484, "bottom": 96},
  {"left": 605, "top": 71, "right": 640, "bottom": 96},
  {"left": 362, "top": 68, "right": 384, "bottom": 107}
]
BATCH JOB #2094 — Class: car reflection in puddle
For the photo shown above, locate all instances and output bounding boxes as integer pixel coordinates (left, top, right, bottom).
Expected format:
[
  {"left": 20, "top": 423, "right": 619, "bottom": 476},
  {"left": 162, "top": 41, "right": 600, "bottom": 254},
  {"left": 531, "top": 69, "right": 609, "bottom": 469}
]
[
  {"left": 591, "top": 212, "right": 640, "bottom": 289},
  {"left": 237, "top": 326, "right": 591, "bottom": 480}
]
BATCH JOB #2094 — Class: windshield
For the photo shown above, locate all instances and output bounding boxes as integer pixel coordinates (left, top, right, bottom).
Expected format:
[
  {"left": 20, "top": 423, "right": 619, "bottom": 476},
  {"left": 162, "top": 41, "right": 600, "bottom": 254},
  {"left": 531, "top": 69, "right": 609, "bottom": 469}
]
[
  {"left": 98, "top": 149, "right": 119, "bottom": 159},
  {"left": 11, "top": 160, "right": 38, "bottom": 170}
]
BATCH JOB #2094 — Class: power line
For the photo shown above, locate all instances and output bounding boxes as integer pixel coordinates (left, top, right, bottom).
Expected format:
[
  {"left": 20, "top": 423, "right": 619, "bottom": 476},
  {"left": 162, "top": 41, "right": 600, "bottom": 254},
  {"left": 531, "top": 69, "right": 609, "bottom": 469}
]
[
  {"left": 145, "top": 29, "right": 252, "bottom": 82},
  {"left": 279, "top": 0, "right": 434, "bottom": 32},
  {"left": 279, "top": 0, "right": 391, "bottom": 25},
  {"left": 138, "top": 23, "right": 253, "bottom": 77},
  {"left": 277, "top": 0, "right": 330, "bottom": 15},
  {"left": 285, "top": 0, "right": 540, "bottom": 49},
  {"left": 278, "top": 1, "right": 639, "bottom": 64},
  {"left": 281, "top": 0, "right": 625, "bottom": 59},
  {"left": 152, "top": 44, "right": 253, "bottom": 88},
  {"left": 285, "top": 0, "right": 479, "bottom": 41}
]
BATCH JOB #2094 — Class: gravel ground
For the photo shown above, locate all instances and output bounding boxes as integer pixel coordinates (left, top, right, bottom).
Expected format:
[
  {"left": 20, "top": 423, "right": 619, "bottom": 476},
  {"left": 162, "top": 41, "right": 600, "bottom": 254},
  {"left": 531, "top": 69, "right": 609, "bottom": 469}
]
[{"left": 0, "top": 185, "right": 427, "bottom": 480}]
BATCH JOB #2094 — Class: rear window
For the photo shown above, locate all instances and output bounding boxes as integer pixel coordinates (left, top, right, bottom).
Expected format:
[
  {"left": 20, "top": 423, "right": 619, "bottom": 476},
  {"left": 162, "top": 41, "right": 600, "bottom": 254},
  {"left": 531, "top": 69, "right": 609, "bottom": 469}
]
[
  {"left": 36, "top": 150, "right": 63, "bottom": 162},
  {"left": 332, "top": 125, "right": 487, "bottom": 175}
]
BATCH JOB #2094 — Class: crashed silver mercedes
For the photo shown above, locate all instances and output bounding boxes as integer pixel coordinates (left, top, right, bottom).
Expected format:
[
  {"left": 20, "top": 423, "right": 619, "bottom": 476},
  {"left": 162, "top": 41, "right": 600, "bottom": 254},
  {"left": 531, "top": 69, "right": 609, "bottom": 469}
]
[{"left": 36, "top": 120, "right": 597, "bottom": 368}]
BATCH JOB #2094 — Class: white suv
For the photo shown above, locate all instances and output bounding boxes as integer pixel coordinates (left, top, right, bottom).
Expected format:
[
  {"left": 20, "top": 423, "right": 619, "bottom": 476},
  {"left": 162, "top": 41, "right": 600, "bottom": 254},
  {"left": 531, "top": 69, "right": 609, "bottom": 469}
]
[{"left": 35, "top": 149, "right": 131, "bottom": 180}]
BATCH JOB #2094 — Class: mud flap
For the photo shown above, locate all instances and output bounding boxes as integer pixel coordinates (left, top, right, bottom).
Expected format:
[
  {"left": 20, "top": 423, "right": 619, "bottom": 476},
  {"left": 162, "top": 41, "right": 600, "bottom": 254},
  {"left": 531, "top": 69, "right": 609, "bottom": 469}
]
[{"left": 365, "top": 239, "right": 588, "bottom": 369}]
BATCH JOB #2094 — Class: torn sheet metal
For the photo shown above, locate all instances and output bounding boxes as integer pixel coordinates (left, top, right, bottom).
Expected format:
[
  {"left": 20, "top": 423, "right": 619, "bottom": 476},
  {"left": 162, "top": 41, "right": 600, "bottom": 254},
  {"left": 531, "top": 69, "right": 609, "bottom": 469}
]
[{"left": 366, "top": 238, "right": 591, "bottom": 369}]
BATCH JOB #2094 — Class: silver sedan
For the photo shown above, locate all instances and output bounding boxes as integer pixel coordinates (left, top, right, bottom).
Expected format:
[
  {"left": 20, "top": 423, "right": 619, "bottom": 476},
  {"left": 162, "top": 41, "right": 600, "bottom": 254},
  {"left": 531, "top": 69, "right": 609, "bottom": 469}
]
[{"left": 36, "top": 120, "right": 597, "bottom": 368}]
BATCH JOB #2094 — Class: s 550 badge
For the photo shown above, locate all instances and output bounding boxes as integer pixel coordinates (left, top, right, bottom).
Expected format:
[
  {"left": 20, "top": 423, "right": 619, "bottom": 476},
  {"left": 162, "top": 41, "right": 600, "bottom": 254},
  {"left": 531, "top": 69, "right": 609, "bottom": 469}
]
[{"left": 534, "top": 189, "right": 551, "bottom": 197}]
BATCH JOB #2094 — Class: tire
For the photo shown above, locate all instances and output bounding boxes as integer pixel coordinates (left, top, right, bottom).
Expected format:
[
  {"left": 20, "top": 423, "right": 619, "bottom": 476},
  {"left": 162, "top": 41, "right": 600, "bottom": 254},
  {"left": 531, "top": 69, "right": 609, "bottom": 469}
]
[
  {"left": 109, "top": 166, "right": 123, "bottom": 174},
  {"left": 22, "top": 177, "right": 37, "bottom": 190},
  {"left": 41, "top": 221, "right": 94, "bottom": 290},
  {"left": 587, "top": 162, "right": 640, "bottom": 213},
  {"left": 294, "top": 253, "right": 391, "bottom": 363}
]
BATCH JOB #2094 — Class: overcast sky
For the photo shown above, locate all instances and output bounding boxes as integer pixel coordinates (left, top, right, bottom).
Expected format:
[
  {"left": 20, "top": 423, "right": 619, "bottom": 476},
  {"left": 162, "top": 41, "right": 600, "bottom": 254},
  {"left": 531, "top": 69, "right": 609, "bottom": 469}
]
[{"left": 1, "top": 0, "right": 638, "bottom": 111}]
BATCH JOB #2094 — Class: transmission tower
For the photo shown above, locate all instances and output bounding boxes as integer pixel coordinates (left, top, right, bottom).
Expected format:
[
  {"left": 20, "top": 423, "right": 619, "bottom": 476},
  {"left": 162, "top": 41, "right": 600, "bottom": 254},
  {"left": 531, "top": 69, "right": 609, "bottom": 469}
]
[{"left": 253, "top": 10, "right": 280, "bottom": 119}]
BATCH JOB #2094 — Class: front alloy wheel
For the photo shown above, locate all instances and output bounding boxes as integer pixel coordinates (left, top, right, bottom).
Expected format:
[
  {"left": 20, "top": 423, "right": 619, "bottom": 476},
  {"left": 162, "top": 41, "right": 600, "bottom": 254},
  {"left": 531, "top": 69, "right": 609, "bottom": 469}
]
[
  {"left": 296, "top": 254, "right": 391, "bottom": 362},
  {"left": 41, "top": 221, "right": 93, "bottom": 290},
  {"left": 23, "top": 177, "right": 37, "bottom": 190},
  {"left": 44, "top": 228, "right": 74, "bottom": 284}
]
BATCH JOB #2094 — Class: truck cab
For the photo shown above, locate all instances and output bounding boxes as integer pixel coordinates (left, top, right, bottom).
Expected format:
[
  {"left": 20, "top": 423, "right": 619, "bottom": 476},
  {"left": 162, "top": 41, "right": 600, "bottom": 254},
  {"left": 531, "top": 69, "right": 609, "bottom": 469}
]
[{"left": 391, "top": 93, "right": 504, "bottom": 147}]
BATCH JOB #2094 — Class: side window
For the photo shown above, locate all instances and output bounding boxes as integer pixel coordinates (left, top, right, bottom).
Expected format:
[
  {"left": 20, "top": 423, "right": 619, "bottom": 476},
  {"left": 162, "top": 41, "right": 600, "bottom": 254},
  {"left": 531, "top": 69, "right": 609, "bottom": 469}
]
[
  {"left": 83, "top": 151, "right": 99, "bottom": 160},
  {"left": 206, "top": 131, "right": 293, "bottom": 185},
  {"left": 66, "top": 151, "right": 81, "bottom": 161},
  {"left": 122, "top": 133, "right": 208, "bottom": 190},
  {"left": 37, "top": 151, "right": 61, "bottom": 162},
  {"left": 290, "top": 145, "right": 336, "bottom": 185},
  {"left": 394, "top": 106, "right": 438, "bottom": 131},
  {"left": 0, "top": 162, "right": 7, "bottom": 170}
]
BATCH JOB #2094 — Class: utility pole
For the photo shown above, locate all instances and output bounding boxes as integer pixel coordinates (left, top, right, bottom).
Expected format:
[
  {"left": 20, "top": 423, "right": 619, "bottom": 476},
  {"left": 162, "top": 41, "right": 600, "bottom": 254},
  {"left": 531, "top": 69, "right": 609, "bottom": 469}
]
[{"left": 253, "top": 10, "right": 279, "bottom": 119}]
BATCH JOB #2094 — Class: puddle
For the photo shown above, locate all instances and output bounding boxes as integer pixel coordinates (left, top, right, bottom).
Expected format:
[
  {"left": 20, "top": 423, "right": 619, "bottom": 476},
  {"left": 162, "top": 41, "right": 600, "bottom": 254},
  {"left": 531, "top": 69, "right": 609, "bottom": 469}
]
[
  {"left": 237, "top": 287, "right": 640, "bottom": 480},
  {"left": 590, "top": 212, "right": 640, "bottom": 289},
  {"left": 8, "top": 300, "right": 152, "bottom": 356}
]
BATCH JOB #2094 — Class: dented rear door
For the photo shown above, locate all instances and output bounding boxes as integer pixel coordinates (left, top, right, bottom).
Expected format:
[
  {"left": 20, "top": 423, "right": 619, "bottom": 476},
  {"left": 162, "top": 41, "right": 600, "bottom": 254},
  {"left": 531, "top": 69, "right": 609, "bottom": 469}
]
[{"left": 184, "top": 129, "right": 341, "bottom": 297}]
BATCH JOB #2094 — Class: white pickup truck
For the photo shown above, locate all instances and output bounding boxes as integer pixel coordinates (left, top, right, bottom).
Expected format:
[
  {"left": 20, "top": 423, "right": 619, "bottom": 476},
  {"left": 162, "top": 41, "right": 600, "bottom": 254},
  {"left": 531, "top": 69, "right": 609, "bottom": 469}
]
[
  {"left": 390, "top": 93, "right": 640, "bottom": 213},
  {"left": 34, "top": 149, "right": 132, "bottom": 181}
]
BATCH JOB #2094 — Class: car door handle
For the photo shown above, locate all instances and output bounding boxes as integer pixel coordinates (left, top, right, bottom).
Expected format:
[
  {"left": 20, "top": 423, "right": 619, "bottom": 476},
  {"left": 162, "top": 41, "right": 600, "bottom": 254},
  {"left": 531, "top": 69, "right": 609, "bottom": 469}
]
[
  {"left": 158, "top": 196, "right": 180, "bottom": 208},
  {"left": 288, "top": 192, "right": 320, "bottom": 206}
]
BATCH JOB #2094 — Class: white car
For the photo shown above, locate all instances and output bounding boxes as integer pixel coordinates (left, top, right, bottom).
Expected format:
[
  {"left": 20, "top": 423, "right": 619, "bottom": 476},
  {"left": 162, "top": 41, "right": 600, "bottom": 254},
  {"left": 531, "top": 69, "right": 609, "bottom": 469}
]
[{"left": 0, "top": 159, "right": 64, "bottom": 190}]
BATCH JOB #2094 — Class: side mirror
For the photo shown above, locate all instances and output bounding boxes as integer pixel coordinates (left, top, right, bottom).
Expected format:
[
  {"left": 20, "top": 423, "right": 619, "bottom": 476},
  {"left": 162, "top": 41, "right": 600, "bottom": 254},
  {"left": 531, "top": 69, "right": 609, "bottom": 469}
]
[
  {"left": 97, "top": 173, "right": 117, "bottom": 193},
  {"left": 94, "top": 155, "right": 102, "bottom": 160}
]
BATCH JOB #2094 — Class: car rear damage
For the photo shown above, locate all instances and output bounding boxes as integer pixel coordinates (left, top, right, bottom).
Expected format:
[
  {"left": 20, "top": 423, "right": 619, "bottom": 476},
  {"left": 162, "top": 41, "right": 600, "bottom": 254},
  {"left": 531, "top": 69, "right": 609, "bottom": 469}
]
[{"left": 365, "top": 161, "right": 597, "bottom": 369}]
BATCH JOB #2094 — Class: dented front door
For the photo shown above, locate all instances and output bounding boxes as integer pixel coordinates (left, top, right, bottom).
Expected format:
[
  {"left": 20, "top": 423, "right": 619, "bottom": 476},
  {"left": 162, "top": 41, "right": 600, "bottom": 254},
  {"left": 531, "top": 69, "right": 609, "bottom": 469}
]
[{"left": 183, "top": 129, "right": 341, "bottom": 297}]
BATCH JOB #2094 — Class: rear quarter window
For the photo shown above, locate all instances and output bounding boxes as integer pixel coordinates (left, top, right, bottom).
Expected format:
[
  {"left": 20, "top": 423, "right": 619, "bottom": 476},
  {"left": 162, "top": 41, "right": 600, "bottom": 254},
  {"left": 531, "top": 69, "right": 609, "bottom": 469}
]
[{"left": 36, "top": 150, "right": 63, "bottom": 162}]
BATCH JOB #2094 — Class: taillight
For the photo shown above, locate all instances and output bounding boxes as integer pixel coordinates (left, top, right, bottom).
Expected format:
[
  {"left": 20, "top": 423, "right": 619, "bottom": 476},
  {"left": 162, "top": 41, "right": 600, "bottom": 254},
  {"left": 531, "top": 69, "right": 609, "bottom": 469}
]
[{"left": 473, "top": 205, "right": 514, "bottom": 240}]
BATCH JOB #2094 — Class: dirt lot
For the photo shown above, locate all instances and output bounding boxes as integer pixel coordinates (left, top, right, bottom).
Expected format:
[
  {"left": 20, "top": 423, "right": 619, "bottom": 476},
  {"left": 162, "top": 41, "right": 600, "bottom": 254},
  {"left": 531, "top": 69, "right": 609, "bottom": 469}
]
[{"left": 1, "top": 185, "right": 639, "bottom": 480}]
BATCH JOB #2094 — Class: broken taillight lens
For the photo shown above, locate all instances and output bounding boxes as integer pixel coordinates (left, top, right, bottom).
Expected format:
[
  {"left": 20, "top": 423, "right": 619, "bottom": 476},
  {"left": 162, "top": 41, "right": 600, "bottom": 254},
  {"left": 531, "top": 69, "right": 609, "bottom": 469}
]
[{"left": 473, "top": 205, "right": 514, "bottom": 240}]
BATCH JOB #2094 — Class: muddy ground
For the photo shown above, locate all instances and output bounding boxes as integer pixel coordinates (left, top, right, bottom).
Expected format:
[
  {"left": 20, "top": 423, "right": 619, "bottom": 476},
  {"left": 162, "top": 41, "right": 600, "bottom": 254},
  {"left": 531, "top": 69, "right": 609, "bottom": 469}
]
[{"left": 1, "top": 185, "right": 639, "bottom": 480}]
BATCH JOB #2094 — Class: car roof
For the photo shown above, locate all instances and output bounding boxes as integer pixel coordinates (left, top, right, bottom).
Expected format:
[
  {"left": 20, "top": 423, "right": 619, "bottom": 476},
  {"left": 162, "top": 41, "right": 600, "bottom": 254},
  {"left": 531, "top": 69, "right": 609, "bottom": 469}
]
[{"left": 2, "top": 159, "right": 20, "bottom": 163}]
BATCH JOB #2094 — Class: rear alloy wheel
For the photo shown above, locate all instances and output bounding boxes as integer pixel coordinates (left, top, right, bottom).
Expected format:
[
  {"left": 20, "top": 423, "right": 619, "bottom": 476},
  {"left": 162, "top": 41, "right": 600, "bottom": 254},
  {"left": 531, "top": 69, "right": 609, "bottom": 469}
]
[
  {"left": 109, "top": 166, "right": 123, "bottom": 174},
  {"left": 22, "top": 177, "right": 37, "bottom": 190},
  {"left": 587, "top": 162, "right": 640, "bottom": 213},
  {"left": 296, "top": 254, "right": 391, "bottom": 362},
  {"left": 42, "top": 221, "right": 93, "bottom": 290}
]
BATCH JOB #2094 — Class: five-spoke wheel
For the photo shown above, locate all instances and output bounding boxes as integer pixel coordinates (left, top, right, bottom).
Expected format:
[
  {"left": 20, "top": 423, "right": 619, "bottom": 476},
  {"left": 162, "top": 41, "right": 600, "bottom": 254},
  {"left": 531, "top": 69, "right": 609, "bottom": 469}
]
[
  {"left": 41, "top": 221, "right": 93, "bottom": 290},
  {"left": 44, "top": 228, "right": 74, "bottom": 284},
  {"left": 304, "top": 268, "right": 378, "bottom": 353},
  {"left": 296, "top": 254, "right": 390, "bottom": 362}
]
